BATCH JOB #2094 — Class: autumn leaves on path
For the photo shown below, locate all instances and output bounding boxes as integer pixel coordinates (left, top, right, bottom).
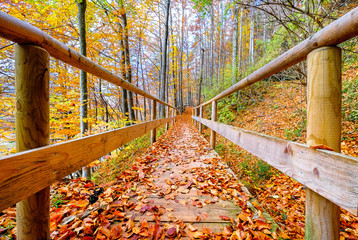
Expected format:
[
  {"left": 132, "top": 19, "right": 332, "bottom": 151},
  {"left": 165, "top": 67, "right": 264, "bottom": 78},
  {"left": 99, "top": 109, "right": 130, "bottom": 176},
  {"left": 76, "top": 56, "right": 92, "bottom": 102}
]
[
  {"left": 1, "top": 111, "right": 281, "bottom": 239},
  {"left": 68, "top": 111, "right": 279, "bottom": 239}
]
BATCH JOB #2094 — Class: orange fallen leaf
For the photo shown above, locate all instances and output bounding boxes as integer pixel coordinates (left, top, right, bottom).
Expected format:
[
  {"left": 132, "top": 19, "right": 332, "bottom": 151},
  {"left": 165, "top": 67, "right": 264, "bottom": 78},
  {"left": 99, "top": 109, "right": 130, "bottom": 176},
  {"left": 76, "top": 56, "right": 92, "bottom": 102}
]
[{"left": 310, "top": 144, "right": 334, "bottom": 151}]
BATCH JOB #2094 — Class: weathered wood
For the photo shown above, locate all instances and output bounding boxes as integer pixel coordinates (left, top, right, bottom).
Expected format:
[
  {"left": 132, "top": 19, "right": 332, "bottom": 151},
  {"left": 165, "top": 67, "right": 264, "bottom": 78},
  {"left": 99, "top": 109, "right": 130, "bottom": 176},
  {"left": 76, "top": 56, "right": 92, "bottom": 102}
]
[
  {"left": 195, "top": 108, "right": 198, "bottom": 127},
  {"left": 0, "top": 12, "right": 175, "bottom": 109},
  {"left": 199, "top": 106, "right": 203, "bottom": 133},
  {"left": 0, "top": 117, "right": 175, "bottom": 212},
  {"left": 165, "top": 106, "right": 169, "bottom": 131},
  {"left": 15, "top": 44, "right": 50, "bottom": 239},
  {"left": 305, "top": 46, "right": 341, "bottom": 240},
  {"left": 190, "top": 7, "right": 358, "bottom": 108},
  {"left": 192, "top": 116, "right": 358, "bottom": 216},
  {"left": 210, "top": 101, "right": 217, "bottom": 149},
  {"left": 151, "top": 100, "right": 157, "bottom": 144}
]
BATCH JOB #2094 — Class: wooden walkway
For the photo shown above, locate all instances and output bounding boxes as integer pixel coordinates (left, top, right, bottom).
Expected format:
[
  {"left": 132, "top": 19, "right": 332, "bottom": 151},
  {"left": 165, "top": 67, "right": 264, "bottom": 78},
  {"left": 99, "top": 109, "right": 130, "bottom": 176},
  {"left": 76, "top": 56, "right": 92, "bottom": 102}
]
[{"left": 102, "top": 111, "right": 279, "bottom": 239}]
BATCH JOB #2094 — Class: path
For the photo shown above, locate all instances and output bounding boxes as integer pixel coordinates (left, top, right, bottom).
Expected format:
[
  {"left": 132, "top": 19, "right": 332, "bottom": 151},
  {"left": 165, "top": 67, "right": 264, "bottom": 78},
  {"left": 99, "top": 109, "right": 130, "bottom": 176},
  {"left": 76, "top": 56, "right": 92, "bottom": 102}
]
[
  {"left": 43, "top": 110, "right": 280, "bottom": 239},
  {"left": 101, "top": 110, "right": 279, "bottom": 239}
]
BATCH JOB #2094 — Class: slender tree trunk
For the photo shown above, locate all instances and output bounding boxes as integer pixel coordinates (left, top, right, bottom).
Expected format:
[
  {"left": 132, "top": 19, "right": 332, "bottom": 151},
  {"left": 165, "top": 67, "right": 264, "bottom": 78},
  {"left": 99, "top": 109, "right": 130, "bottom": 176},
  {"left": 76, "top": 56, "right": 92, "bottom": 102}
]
[
  {"left": 232, "top": 3, "right": 239, "bottom": 84},
  {"left": 120, "top": 9, "right": 136, "bottom": 123},
  {"left": 119, "top": 30, "right": 129, "bottom": 125},
  {"left": 197, "top": 48, "right": 205, "bottom": 105},
  {"left": 77, "top": 0, "right": 90, "bottom": 179},
  {"left": 178, "top": 3, "right": 184, "bottom": 113},
  {"left": 238, "top": 7, "right": 243, "bottom": 78},
  {"left": 210, "top": 4, "right": 214, "bottom": 85},
  {"left": 159, "top": 0, "right": 171, "bottom": 118},
  {"left": 249, "top": 6, "right": 255, "bottom": 65}
]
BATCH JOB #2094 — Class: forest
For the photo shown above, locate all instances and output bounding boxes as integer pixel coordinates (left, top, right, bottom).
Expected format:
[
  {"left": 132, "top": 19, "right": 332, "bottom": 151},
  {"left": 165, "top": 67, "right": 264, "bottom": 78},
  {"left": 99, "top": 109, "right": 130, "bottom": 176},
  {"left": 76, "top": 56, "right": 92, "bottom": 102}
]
[{"left": 0, "top": 0, "right": 358, "bottom": 239}]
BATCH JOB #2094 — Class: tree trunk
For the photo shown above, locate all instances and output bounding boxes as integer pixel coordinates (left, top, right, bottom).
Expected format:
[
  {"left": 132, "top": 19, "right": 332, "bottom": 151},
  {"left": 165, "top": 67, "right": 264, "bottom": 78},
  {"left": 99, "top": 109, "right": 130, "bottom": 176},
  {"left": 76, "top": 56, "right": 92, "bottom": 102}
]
[
  {"left": 159, "top": 0, "right": 171, "bottom": 118},
  {"left": 77, "top": 0, "right": 90, "bottom": 180},
  {"left": 249, "top": 6, "right": 255, "bottom": 65},
  {"left": 232, "top": 3, "right": 239, "bottom": 84},
  {"left": 120, "top": 9, "right": 136, "bottom": 123},
  {"left": 119, "top": 30, "right": 129, "bottom": 125},
  {"left": 238, "top": 7, "right": 243, "bottom": 78},
  {"left": 197, "top": 48, "right": 205, "bottom": 105}
]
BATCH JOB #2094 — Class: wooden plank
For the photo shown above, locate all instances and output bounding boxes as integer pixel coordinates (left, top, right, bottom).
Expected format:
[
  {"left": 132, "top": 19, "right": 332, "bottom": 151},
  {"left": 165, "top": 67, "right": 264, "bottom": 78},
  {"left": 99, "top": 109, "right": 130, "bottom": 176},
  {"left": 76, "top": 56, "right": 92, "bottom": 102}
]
[
  {"left": 193, "top": 7, "right": 358, "bottom": 108},
  {"left": 192, "top": 116, "right": 358, "bottom": 216},
  {"left": 210, "top": 101, "right": 217, "bottom": 149},
  {"left": 0, "top": 11, "right": 174, "bottom": 109},
  {"left": 0, "top": 116, "right": 175, "bottom": 212},
  {"left": 305, "top": 46, "right": 341, "bottom": 240},
  {"left": 151, "top": 100, "right": 157, "bottom": 144},
  {"left": 15, "top": 44, "right": 50, "bottom": 239}
]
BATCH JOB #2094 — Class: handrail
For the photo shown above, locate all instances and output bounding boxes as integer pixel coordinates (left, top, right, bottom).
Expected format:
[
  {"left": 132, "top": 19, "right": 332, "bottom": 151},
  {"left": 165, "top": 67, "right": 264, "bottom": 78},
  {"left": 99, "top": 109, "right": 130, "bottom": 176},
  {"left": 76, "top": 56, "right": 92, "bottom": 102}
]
[
  {"left": 0, "top": 116, "right": 175, "bottom": 212},
  {"left": 195, "top": 7, "right": 358, "bottom": 108},
  {"left": 0, "top": 11, "right": 175, "bottom": 109},
  {"left": 193, "top": 116, "right": 358, "bottom": 216}
]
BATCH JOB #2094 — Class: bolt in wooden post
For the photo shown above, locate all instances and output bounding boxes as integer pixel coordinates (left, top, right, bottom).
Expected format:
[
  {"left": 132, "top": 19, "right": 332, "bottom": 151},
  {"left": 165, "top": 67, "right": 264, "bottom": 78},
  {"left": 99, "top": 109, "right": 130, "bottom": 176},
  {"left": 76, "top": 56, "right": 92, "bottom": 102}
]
[
  {"left": 151, "top": 100, "right": 157, "bottom": 144},
  {"left": 210, "top": 101, "right": 217, "bottom": 149},
  {"left": 199, "top": 106, "right": 203, "bottom": 133},
  {"left": 165, "top": 106, "right": 169, "bottom": 131},
  {"left": 15, "top": 44, "right": 50, "bottom": 239},
  {"left": 305, "top": 46, "right": 341, "bottom": 240}
]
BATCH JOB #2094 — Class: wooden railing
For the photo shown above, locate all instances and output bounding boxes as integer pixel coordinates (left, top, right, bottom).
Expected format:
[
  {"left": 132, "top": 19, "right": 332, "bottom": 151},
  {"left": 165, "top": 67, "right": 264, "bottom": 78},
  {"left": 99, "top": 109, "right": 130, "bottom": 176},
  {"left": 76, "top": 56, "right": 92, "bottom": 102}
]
[
  {"left": 0, "top": 11, "right": 176, "bottom": 239},
  {"left": 193, "top": 7, "right": 358, "bottom": 240}
]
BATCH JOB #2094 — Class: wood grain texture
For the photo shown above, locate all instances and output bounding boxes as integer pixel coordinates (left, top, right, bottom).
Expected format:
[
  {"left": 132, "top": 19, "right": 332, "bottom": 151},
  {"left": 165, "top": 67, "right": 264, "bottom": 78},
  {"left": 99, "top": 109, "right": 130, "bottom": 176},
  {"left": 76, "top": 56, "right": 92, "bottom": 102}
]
[
  {"left": 188, "top": 7, "right": 358, "bottom": 108},
  {"left": 15, "top": 44, "right": 50, "bottom": 239},
  {"left": 199, "top": 106, "right": 203, "bottom": 133},
  {"left": 151, "top": 100, "right": 157, "bottom": 144},
  {"left": 210, "top": 101, "right": 217, "bottom": 149},
  {"left": 0, "top": 117, "right": 175, "bottom": 212},
  {"left": 192, "top": 116, "right": 358, "bottom": 216},
  {"left": 165, "top": 106, "right": 169, "bottom": 131},
  {"left": 0, "top": 12, "right": 175, "bottom": 109},
  {"left": 305, "top": 46, "right": 341, "bottom": 240}
]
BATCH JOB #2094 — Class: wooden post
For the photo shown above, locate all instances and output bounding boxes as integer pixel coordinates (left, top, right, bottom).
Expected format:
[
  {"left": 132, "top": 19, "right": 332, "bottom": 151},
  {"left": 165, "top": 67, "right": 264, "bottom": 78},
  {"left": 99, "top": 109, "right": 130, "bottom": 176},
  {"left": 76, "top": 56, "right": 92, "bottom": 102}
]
[
  {"left": 15, "top": 44, "right": 50, "bottom": 239},
  {"left": 199, "top": 106, "right": 203, "bottom": 133},
  {"left": 151, "top": 100, "right": 157, "bottom": 144},
  {"left": 305, "top": 46, "right": 341, "bottom": 240},
  {"left": 210, "top": 101, "right": 217, "bottom": 149},
  {"left": 194, "top": 108, "right": 198, "bottom": 127},
  {"left": 165, "top": 106, "right": 169, "bottom": 131}
]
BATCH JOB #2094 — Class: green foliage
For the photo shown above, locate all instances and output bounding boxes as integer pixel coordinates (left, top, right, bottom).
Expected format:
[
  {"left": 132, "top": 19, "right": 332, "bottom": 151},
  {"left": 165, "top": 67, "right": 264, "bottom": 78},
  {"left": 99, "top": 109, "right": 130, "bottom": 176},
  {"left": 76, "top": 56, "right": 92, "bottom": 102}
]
[
  {"left": 215, "top": 143, "right": 225, "bottom": 155},
  {"left": 284, "top": 119, "right": 306, "bottom": 141},
  {"left": 217, "top": 100, "right": 236, "bottom": 124},
  {"left": 52, "top": 194, "right": 64, "bottom": 208},
  {"left": 235, "top": 152, "right": 274, "bottom": 187},
  {"left": 342, "top": 76, "right": 358, "bottom": 122}
]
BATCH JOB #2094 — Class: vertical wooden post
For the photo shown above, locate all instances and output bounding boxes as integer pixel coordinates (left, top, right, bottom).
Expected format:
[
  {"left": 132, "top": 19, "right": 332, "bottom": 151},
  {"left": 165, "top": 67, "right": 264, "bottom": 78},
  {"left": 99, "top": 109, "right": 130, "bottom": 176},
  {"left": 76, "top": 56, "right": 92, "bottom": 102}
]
[
  {"left": 192, "top": 109, "right": 194, "bottom": 124},
  {"left": 305, "top": 46, "right": 341, "bottom": 240},
  {"left": 151, "top": 100, "right": 157, "bottom": 144},
  {"left": 210, "top": 101, "right": 217, "bottom": 149},
  {"left": 165, "top": 106, "right": 169, "bottom": 131},
  {"left": 195, "top": 108, "right": 198, "bottom": 127},
  {"left": 199, "top": 106, "right": 203, "bottom": 133},
  {"left": 15, "top": 44, "right": 50, "bottom": 239}
]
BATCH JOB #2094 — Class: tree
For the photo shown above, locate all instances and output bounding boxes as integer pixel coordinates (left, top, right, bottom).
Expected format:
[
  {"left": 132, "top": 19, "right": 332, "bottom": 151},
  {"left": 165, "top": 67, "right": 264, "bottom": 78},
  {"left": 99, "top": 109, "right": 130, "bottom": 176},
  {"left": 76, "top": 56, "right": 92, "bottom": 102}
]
[
  {"left": 76, "top": 0, "right": 91, "bottom": 179},
  {"left": 159, "top": 0, "right": 171, "bottom": 118}
]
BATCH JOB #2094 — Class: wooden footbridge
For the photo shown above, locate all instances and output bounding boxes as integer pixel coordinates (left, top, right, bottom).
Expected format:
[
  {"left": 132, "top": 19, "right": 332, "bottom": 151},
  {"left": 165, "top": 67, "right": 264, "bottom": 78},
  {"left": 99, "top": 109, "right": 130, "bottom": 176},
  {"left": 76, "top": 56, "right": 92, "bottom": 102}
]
[{"left": 0, "top": 7, "right": 358, "bottom": 240}]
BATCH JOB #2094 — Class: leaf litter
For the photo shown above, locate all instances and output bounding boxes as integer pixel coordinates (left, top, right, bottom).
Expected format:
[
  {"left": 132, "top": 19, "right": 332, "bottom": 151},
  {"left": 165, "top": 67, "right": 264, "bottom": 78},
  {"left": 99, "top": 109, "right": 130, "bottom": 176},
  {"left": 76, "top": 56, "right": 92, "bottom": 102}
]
[{"left": 0, "top": 110, "right": 281, "bottom": 239}]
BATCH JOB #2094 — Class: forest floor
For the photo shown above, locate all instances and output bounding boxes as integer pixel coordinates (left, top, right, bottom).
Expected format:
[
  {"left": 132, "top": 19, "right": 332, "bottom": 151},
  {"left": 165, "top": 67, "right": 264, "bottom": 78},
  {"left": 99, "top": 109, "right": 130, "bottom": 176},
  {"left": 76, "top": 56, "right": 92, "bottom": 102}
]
[
  {"left": 202, "top": 67, "right": 358, "bottom": 239},
  {"left": 0, "top": 111, "right": 289, "bottom": 240}
]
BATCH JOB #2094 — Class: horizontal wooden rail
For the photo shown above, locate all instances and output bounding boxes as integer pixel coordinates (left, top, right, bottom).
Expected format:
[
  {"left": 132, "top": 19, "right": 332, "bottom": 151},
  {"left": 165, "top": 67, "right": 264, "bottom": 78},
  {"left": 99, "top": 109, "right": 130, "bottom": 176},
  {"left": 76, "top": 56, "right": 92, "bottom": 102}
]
[
  {"left": 193, "top": 116, "right": 358, "bottom": 216},
  {"left": 195, "top": 7, "right": 358, "bottom": 108},
  {"left": 0, "top": 11, "right": 174, "bottom": 109},
  {"left": 0, "top": 116, "right": 175, "bottom": 212}
]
